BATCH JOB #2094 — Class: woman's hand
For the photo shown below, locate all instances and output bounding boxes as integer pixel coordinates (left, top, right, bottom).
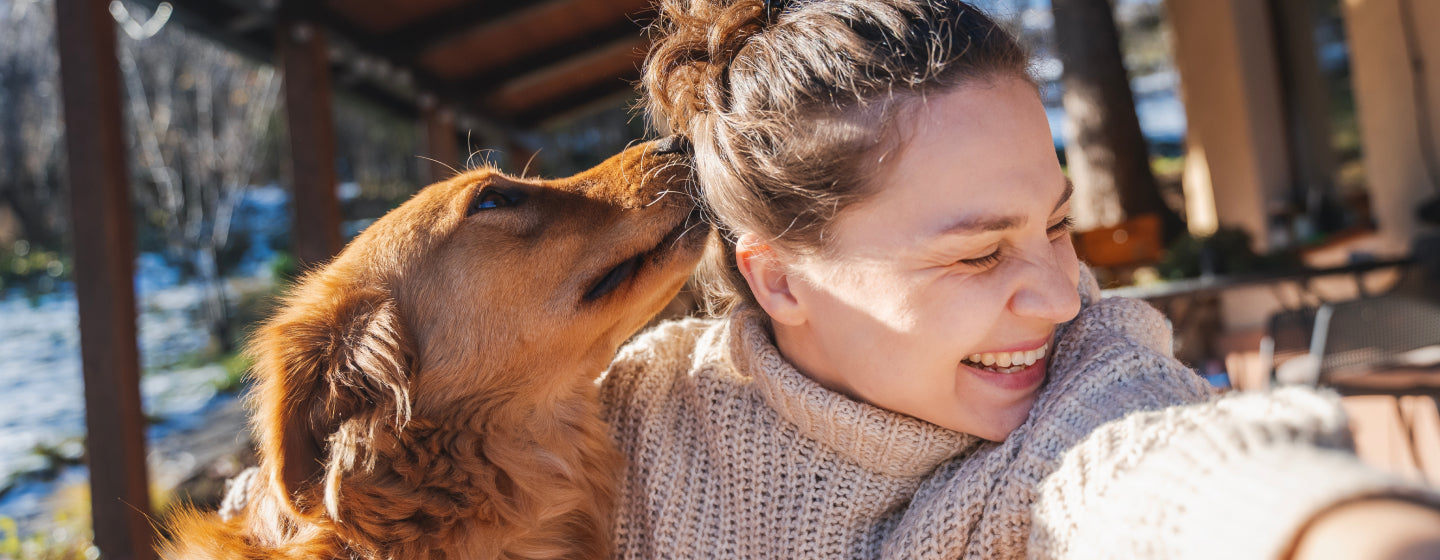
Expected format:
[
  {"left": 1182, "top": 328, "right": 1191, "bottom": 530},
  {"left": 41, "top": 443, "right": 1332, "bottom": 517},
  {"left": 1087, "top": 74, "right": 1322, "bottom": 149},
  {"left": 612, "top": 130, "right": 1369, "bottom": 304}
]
[{"left": 1290, "top": 499, "right": 1440, "bottom": 560}]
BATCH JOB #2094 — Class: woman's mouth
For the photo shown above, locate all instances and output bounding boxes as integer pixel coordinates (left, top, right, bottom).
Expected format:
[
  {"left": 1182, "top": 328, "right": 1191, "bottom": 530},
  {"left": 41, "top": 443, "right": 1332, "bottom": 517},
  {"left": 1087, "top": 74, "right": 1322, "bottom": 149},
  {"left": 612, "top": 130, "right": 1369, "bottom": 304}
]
[{"left": 960, "top": 342, "right": 1049, "bottom": 374}]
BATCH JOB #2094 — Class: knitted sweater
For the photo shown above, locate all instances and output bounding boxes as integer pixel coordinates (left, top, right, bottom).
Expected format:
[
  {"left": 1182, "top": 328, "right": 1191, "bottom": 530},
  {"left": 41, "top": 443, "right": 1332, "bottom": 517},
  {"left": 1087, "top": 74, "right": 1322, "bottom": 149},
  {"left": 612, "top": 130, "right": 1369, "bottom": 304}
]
[{"left": 598, "top": 271, "right": 1436, "bottom": 559}]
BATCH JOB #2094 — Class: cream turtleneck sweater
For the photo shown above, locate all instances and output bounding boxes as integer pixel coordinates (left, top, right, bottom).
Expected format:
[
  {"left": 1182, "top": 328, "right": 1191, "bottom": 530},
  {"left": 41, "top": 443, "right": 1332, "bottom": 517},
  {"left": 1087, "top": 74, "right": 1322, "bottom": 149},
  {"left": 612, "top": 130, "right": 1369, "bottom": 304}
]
[{"left": 598, "top": 272, "right": 1437, "bottom": 559}]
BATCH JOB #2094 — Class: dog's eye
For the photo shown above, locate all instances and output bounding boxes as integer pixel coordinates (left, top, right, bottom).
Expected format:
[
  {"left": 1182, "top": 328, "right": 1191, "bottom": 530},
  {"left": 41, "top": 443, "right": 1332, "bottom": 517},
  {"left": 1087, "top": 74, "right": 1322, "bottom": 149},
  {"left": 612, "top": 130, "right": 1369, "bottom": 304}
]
[{"left": 468, "top": 188, "right": 524, "bottom": 215}]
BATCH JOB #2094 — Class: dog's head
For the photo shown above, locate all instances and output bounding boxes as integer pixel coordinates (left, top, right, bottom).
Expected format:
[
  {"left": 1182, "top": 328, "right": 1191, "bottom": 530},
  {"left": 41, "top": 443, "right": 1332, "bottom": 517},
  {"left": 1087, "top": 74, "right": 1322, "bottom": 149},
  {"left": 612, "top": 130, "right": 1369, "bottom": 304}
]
[{"left": 248, "top": 137, "right": 705, "bottom": 525}]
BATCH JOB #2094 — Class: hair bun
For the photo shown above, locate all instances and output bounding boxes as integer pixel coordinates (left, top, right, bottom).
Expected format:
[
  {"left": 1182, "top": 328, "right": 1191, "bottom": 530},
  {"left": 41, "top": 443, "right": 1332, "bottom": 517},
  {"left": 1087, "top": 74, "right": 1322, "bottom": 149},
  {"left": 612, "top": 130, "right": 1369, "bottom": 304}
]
[{"left": 642, "top": 0, "right": 772, "bottom": 135}]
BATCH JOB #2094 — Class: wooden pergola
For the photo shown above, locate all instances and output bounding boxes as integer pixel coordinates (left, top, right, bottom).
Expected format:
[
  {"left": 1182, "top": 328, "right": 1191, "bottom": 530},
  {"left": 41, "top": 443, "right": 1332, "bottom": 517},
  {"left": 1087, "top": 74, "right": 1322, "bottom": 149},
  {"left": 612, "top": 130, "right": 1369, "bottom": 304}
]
[{"left": 53, "top": 1, "right": 655, "bottom": 558}]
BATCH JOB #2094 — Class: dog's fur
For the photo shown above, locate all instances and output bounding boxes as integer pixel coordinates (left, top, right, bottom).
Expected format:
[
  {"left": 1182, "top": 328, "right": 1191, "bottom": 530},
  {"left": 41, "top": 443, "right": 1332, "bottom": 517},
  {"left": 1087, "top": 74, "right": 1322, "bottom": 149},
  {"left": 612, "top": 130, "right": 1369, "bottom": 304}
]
[{"left": 160, "top": 138, "right": 705, "bottom": 559}]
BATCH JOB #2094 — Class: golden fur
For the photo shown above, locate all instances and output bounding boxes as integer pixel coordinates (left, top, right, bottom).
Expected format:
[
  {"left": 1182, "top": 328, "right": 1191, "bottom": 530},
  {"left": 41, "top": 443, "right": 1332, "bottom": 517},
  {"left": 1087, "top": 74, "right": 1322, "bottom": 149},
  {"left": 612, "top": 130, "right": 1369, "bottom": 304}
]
[{"left": 160, "top": 138, "right": 705, "bottom": 559}]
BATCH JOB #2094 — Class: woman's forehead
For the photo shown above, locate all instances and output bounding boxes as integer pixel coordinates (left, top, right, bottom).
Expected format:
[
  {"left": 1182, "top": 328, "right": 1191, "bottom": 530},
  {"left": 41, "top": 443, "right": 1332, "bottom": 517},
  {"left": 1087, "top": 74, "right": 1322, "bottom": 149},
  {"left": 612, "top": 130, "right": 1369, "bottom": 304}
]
[{"left": 842, "top": 78, "right": 1065, "bottom": 238}]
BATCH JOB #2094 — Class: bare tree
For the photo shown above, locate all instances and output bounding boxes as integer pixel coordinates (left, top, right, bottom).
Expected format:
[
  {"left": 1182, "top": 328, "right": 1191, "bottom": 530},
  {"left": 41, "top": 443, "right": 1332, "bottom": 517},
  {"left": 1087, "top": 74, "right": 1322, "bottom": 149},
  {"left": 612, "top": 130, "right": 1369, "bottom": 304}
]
[
  {"left": 1052, "top": 0, "right": 1183, "bottom": 240},
  {"left": 114, "top": 1, "right": 281, "bottom": 352},
  {"left": 0, "top": 0, "right": 67, "bottom": 249}
]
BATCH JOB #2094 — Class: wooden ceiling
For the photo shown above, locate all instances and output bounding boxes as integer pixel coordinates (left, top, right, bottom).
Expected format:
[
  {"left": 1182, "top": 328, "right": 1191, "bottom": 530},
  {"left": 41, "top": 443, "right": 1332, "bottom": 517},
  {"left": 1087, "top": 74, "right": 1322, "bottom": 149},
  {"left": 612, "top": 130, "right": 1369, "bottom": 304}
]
[{"left": 143, "top": 0, "right": 657, "bottom": 128}]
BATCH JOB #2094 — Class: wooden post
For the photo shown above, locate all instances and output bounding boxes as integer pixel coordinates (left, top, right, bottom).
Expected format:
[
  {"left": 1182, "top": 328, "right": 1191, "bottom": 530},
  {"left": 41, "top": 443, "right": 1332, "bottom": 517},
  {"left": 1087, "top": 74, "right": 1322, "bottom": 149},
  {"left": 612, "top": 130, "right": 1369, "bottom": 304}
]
[
  {"left": 53, "top": 1, "right": 155, "bottom": 559},
  {"left": 1271, "top": 0, "right": 1340, "bottom": 221},
  {"left": 278, "top": 19, "right": 343, "bottom": 268},
  {"left": 421, "top": 98, "right": 462, "bottom": 182}
]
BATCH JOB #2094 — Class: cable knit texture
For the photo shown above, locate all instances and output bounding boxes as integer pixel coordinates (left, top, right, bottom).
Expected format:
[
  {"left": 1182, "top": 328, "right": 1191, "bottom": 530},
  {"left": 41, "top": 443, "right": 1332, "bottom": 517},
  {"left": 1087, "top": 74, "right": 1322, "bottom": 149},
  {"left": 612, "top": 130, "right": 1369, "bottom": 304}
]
[{"left": 598, "top": 268, "right": 1437, "bottom": 558}]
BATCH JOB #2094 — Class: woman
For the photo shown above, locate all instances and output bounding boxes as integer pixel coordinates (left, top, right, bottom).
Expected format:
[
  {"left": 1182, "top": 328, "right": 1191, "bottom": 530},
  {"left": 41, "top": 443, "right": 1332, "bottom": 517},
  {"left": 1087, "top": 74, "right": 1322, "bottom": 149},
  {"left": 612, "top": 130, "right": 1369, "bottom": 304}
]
[{"left": 599, "top": 0, "right": 1440, "bottom": 558}]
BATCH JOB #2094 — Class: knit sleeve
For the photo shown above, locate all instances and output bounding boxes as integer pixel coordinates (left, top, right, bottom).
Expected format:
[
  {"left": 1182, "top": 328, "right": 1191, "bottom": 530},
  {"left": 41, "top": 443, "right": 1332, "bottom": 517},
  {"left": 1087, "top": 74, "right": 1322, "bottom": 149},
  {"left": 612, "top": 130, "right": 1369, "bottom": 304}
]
[
  {"left": 1028, "top": 387, "right": 1440, "bottom": 559},
  {"left": 597, "top": 317, "right": 714, "bottom": 432},
  {"left": 879, "top": 296, "right": 1220, "bottom": 559}
]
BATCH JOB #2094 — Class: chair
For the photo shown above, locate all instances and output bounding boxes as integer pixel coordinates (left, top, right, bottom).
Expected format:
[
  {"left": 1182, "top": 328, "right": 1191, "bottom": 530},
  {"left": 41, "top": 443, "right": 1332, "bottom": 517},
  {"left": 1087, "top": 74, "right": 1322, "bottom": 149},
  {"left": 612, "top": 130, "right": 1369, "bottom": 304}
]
[
  {"left": 1262, "top": 306, "right": 1318, "bottom": 385},
  {"left": 1311, "top": 291, "right": 1440, "bottom": 485},
  {"left": 1310, "top": 295, "right": 1440, "bottom": 382}
]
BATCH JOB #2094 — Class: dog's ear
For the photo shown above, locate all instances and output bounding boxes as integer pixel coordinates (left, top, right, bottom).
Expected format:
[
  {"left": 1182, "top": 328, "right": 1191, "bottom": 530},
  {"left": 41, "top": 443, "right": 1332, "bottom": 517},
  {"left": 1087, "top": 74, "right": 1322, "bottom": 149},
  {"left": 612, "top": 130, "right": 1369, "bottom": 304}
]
[{"left": 250, "top": 285, "right": 414, "bottom": 515}]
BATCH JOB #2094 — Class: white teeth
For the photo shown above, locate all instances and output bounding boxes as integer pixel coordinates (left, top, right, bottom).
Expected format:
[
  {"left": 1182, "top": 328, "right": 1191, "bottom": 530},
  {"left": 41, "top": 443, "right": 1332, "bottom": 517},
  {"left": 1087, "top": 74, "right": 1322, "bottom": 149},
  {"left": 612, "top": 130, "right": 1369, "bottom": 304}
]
[{"left": 964, "top": 342, "right": 1050, "bottom": 373}]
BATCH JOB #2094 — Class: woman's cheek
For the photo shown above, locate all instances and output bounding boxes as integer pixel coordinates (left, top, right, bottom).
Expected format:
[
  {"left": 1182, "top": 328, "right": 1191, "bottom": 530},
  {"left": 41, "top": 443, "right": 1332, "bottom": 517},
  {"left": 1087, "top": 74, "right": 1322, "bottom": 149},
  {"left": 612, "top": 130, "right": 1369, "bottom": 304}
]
[
  {"left": 935, "top": 290, "right": 1003, "bottom": 342},
  {"left": 1053, "top": 235, "right": 1081, "bottom": 280}
]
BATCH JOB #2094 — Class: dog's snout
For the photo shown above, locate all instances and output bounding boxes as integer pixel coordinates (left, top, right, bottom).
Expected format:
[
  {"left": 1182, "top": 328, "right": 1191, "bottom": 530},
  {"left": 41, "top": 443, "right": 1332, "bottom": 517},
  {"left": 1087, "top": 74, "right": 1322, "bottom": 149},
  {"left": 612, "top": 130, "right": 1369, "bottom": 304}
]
[{"left": 653, "top": 135, "right": 691, "bottom": 156}]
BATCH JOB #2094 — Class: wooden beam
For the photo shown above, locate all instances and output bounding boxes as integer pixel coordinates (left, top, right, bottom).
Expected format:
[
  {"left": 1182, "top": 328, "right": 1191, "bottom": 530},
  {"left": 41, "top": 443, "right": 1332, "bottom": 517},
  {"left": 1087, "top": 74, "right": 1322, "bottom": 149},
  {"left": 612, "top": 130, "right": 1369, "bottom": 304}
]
[
  {"left": 320, "top": 0, "right": 471, "bottom": 34},
  {"left": 132, "top": 0, "right": 470, "bottom": 128},
  {"left": 308, "top": 0, "right": 654, "bottom": 125},
  {"left": 292, "top": 2, "right": 514, "bottom": 127},
  {"left": 53, "top": 1, "right": 155, "bottom": 559},
  {"left": 373, "top": 0, "right": 542, "bottom": 60},
  {"left": 439, "top": 16, "right": 652, "bottom": 96},
  {"left": 421, "top": 99, "right": 462, "bottom": 182},
  {"left": 485, "top": 36, "right": 647, "bottom": 116},
  {"left": 278, "top": 19, "right": 343, "bottom": 267},
  {"left": 418, "top": 0, "right": 652, "bottom": 80},
  {"left": 515, "top": 78, "right": 641, "bottom": 129}
]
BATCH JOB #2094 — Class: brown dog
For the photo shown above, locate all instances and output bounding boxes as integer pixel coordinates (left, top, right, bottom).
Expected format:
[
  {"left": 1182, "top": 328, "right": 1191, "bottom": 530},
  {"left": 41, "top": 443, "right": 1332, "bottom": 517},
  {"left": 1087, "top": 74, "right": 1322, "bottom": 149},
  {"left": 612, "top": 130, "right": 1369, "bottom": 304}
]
[{"left": 160, "top": 137, "right": 705, "bottom": 559}]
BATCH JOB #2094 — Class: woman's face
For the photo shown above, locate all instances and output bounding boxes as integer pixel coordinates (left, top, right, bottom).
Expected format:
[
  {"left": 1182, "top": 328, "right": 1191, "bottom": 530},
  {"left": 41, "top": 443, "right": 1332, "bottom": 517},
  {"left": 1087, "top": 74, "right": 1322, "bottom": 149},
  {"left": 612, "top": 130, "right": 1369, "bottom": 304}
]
[{"left": 759, "top": 76, "right": 1081, "bottom": 441}]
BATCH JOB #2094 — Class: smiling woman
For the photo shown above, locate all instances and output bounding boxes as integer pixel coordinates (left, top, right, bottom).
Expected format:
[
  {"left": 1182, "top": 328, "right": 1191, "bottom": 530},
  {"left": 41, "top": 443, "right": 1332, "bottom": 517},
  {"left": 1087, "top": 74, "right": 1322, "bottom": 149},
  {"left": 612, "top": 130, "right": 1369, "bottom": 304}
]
[
  {"left": 747, "top": 78, "right": 1080, "bottom": 441},
  {"left": 594, "top": 0, "right": 1440, "bottom": 558}
]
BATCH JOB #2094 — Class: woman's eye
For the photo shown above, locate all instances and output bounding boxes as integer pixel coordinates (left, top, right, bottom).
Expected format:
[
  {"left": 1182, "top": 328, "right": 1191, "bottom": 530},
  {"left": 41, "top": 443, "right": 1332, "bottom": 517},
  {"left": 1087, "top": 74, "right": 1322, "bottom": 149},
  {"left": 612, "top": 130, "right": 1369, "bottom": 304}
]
[
  {"left": 468, "top": 189, "right": 523, "bottom": 215},
  {"left": 1047, "top": 216, "right": 1075, "bottom": 238},
  {"left": 954, "top": 217, "right": 1072, "bottom": 269},
  {"left": 958, "top": 249, "right": 1002, "bottom": 268}
]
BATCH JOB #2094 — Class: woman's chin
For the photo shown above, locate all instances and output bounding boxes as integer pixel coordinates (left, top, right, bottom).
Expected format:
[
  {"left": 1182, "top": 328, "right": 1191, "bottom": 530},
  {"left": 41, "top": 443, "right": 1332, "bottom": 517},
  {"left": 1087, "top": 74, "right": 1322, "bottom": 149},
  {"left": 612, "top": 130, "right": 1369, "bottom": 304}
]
[
  {"left": 948, "top": 364, "right": 1046, "bottom": 441},
  {"left": 968, "top": 397, "right": 1039, "bottom": 441}
]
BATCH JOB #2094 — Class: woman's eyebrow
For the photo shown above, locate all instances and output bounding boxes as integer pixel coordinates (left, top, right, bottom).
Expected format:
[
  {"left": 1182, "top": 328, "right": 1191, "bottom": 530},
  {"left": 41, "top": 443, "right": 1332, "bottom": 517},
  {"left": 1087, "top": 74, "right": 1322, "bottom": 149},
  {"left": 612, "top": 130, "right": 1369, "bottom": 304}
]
[
  {"left": 935, "top": 178, "right": 1074, "bottom": 237},
  {"left": 1055, "top": 178, "right": 1074, "bottom": 213}
]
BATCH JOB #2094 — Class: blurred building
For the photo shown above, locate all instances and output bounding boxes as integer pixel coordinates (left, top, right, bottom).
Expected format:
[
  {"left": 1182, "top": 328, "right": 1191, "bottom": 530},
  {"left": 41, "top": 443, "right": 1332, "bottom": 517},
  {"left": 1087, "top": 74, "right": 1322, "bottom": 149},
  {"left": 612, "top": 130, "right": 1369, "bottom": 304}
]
[{"left": 1168, "top": 0, "right": 1437, "bottom": 257}]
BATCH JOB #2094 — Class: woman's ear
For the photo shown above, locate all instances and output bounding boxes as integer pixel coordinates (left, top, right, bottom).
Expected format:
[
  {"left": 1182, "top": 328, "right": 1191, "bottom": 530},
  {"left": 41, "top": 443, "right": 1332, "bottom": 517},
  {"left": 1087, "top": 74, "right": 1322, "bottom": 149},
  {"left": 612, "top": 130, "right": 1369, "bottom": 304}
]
[{"left": 735, "top": 232, "right": 806, "bottom": 326}]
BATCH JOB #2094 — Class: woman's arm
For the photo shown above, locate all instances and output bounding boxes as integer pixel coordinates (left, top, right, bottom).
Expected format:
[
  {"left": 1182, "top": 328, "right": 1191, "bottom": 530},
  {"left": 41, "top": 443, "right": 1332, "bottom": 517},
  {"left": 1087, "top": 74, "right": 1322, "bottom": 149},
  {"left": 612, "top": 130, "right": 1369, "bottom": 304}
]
[
  {"left": 1291, "top": 499, "right": 1440, "bottom": 560},
  {"left": 1029, "top": 388, "right": 1440, "bottom": 559}
]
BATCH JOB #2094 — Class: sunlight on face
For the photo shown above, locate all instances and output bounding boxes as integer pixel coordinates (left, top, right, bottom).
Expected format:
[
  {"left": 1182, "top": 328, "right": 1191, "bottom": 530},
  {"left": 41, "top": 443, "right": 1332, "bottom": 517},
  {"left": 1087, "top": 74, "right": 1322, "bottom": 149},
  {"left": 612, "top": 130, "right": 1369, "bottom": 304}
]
[{"left": 772, "top": 76, "right": 1082, "bottom": 441}]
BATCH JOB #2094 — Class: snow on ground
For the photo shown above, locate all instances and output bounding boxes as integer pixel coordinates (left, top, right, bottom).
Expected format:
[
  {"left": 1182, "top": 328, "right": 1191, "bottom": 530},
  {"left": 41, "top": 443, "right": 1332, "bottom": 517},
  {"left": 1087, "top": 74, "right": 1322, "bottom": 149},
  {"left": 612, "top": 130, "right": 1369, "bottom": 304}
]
[{"left": 0, "top": 276, "right": 270, "bottom": 530}]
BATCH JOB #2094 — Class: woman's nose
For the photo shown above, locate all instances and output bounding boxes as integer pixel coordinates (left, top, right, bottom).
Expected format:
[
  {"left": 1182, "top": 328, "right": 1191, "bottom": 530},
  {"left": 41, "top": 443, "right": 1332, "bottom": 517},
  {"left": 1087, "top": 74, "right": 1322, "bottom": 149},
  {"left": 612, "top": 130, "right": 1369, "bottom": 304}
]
[{"left": 1008, "top": 248, "right": 1082, "bottom": 324}]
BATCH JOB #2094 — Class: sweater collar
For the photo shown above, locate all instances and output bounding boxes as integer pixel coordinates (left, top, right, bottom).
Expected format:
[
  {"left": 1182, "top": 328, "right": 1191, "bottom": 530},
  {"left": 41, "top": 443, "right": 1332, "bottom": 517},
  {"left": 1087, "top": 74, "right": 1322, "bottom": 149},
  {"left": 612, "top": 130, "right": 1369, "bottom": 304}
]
[{"left": 725, "top": 308, "right": 981, "bottom": 478}]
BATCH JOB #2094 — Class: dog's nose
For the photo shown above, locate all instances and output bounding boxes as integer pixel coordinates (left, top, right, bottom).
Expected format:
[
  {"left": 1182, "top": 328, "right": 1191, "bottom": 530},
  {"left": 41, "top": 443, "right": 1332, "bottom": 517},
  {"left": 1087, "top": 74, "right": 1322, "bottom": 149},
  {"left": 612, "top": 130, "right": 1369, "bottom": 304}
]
[{"left": 652, "top": 135, "right": 691, "bottom": 156}]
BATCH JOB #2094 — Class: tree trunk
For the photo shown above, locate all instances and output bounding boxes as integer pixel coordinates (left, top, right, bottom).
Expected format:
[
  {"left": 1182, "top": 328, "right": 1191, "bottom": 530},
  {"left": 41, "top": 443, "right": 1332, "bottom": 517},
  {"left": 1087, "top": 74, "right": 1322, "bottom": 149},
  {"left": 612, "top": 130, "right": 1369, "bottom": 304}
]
[
  {"left": 1052, "top": 0, "right": 1185, "bottom": 241},
  {"left": 197, "top": 245, "right": 235, "bottom": 355}
]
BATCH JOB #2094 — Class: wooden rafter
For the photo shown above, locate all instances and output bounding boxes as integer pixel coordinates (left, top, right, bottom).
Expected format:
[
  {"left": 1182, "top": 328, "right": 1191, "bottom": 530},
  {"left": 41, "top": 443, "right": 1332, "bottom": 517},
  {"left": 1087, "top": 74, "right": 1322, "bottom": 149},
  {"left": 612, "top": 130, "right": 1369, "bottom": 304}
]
[
  {"left": 323, "top": 0, "right": 474, "bottom": 34},
  {"left": 485, "top": 35, "right": 647, "bottom": 122},
  {"left": 447, "top": 20, "right": 656, "bottom": 98},
  {"left": 420, "top": 0, "right": 652, "bottom": 79},
  {"left": 362, "top": 0, "right": 541, "bottom": 59},
  {"left": 135, "top": 0, "right": 660, "bottom": 129}
]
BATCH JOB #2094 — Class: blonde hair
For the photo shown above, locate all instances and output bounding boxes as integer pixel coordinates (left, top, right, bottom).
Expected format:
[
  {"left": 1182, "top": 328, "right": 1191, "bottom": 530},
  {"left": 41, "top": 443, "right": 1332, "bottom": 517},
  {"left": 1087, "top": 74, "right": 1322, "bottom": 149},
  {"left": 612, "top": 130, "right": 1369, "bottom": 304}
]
[{"left": 643, "top": 0, "right": 1031, "bottom": 314}]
